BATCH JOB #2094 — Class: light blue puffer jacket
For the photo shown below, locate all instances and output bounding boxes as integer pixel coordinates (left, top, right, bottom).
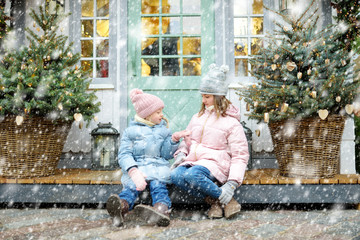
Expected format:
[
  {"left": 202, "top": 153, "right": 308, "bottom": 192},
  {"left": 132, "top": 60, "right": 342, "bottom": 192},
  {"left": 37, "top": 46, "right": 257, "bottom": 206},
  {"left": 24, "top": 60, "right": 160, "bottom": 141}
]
[{"left": 118, "top": 119, "right": 179, "bottom": 186}]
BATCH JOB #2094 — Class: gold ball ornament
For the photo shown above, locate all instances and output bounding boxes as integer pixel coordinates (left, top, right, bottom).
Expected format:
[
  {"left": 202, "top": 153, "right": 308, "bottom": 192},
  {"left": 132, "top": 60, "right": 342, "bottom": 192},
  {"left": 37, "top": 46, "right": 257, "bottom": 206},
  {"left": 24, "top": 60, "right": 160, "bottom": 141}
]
[
  {"left": 297, "top": 72, "right": 303, "bottom": 79},
  {"left": 336, "top": 96, "right": 341, "bottom": 102},
  {"left": 325, "top": 59, "right": 330, "bottom": 64},
  {"left": 271, "top": 64, "right": 277, "bottom": 71}
]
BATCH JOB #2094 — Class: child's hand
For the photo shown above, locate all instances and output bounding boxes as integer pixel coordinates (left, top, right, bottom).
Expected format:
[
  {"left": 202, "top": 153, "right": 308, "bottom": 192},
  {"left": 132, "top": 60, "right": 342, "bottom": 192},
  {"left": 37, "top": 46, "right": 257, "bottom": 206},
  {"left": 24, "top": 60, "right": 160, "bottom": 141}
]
[
  {"left": 172, "top": 130, "right": 191, "bottom": 142},
  {"left": 128, "top": 168, "right": 147, "bottom": 191},
  {"left": 171, "top": 152, "right": 186, "bottom": 170}
]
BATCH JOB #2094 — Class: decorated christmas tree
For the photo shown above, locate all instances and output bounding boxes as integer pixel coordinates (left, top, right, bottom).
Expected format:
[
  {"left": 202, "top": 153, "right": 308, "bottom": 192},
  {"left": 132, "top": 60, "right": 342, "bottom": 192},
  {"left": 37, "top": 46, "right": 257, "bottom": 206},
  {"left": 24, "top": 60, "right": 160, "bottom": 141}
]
[
  {"left": 238, "top": 1, "right": 360, "bottom": 123},
  {"left": 0, "top": 2, "right": 11, "bottom": 50},
  {"left": 331, "top": 0, "right": 360, "bottom": 52},
  {"left": 0, "top": 6, "right": 100, "bottom": 124}
]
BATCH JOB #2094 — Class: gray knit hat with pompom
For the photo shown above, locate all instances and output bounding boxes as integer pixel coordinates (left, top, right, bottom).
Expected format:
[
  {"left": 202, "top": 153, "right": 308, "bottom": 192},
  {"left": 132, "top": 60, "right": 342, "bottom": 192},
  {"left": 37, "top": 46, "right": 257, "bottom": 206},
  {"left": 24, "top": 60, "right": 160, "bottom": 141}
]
[{"left": 199, "top": 64, "right": 230, "bottom": 96}]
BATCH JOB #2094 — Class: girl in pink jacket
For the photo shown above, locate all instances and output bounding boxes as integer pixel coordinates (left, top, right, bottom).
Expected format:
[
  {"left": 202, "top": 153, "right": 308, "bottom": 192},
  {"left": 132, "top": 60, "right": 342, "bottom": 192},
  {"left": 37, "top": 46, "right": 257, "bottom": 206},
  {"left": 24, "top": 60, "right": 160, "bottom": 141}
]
[{"left": 171, "top": 64, "right": 249, "bottom": 219}]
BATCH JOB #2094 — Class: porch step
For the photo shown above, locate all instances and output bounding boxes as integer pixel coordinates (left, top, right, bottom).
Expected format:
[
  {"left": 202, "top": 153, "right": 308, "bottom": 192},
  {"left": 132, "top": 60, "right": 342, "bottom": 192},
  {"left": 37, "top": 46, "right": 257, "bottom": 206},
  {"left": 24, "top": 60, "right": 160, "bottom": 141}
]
[{"left": 0, "top": 169, "right": 359, "bottom": 205}]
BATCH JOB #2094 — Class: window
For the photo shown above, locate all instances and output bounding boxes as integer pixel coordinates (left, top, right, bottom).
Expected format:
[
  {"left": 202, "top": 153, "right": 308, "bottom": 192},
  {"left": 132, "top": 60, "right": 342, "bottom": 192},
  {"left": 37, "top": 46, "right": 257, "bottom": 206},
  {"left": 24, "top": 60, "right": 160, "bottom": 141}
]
[
  {"left": 233, "top": 0, "right": 264, "bottom": 77},
  {"left": 80, "top": 0, "right": 110, "bottom": 80},
  {"left": 140, "top": 0, "right": 202, "bottom": 77}
]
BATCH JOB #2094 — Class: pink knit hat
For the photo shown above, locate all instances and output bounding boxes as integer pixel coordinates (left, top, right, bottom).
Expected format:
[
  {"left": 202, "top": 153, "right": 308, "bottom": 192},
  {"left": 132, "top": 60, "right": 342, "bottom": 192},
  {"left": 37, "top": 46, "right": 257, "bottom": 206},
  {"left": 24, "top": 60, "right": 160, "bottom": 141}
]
[{"left": 130, "top": 88, "right": 164, "bottom": 118}]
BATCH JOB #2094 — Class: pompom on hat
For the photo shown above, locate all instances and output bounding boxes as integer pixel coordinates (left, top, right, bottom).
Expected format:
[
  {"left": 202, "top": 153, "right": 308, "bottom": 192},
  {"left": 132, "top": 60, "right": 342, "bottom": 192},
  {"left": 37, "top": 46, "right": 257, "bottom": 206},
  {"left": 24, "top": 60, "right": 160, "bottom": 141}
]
[
  {"left": 199, "top": 64, "right": 230, "bottom": 96},
  {"left": 130, "top": 88, "right": 164, "bottom": 119}
]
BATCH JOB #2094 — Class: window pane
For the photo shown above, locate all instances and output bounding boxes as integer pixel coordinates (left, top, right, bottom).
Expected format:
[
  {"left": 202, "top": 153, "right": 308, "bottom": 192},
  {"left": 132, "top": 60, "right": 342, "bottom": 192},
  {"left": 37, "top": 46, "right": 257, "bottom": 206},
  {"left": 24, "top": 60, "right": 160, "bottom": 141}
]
[
  {"left": 142, "top": 38, "right": 159, "bottom": 55},
  {"left": 235, "top": 59, "right": 248, "bottom": 77},
  {"left": 142, "top": 58, "right": 159, "bottom": 76},
  {"left": 252, "top": 0, "right": 263, "bottom": 14},
  {"left": 96, "top": 39, "right": 109, "bottom": 57},
  {"left": 183, "top": 17, "right": 201, "bottom": 35},
  {"left": 164, "top": 17, "right": 181, "bottom": 34},
  {"left": 234, "top": 18, "right": 247, "bottom": 35},
  {"left": 251, "top": 17, "right": 263, "bottom": 35},
  {"left": 81, "top": 40, "right": 93, "bottom": 57},
  {"left": 183, "top": 0, "right": 201, "bottom": 13},
  {"left": 183, "top": 58, "right": 201, "bottom": 76},
  {"left": 96, "top": 60, "right": 109, "bottom": 78},
  {"left": 234, "top": 1, "right": 247, "bottom": 15},
  {"left": 163, "top": 37, "right": 179, "bottom": 55},
  {"left": 183, "top": 37, "right": 201, "bottom": 55},
  {"left": 251, "top": 38, "right": 263, "bottom": 55},
  {"left": 142, "top": 0, "right": 159, "bottom": 14},
  {"left": 235, "top": 38, "right": 248, "bottom": 56},
  {"left": 162, "top": 58, "right": 180, "bottom": 76},
  {"left": 81, "top": 60, "right": 93, "bottom": 77},
  {"left": 142, "top": 17, "right": 159, "bottom": 35},
  {"left": 96, "top": 20, "right": 109, "bottom": 37},
  {"left": 81, "top": 20, "right": 93, "bottom": 37},
  {"left": 97, "top": 0, "right": 109, "bottom": 17},
  {"left": 164, "top": 0, "right": 180, "bottom": 14},
  {"left": 82, "top": 0, "right": 94, "bottom": 17}
]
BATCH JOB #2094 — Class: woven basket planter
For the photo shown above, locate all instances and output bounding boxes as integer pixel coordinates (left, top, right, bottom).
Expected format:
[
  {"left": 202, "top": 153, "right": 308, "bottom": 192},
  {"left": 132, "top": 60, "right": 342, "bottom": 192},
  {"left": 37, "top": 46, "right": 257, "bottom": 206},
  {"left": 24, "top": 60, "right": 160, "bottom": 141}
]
[
  {"left": 0, "top": 116, "right": 71, "bottom": 178},
  {"left": 268, "top": 115, "right": 346, "bottom": 178}
]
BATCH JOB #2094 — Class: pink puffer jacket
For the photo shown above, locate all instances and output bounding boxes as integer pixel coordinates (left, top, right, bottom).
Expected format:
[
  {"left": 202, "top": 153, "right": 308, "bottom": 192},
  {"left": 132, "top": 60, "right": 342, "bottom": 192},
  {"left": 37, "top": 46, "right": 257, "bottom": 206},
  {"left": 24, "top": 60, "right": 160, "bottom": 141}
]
[{"left": 174, "top": 104, "right": 249, "bottom": 184}]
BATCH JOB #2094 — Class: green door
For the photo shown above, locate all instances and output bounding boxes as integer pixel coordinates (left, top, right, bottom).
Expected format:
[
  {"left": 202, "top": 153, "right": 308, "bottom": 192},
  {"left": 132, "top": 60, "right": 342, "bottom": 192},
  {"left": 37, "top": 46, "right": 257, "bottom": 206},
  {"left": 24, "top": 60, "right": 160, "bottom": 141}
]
[{"left": 128, "top": 0, "right": 215, "bottom": 132}]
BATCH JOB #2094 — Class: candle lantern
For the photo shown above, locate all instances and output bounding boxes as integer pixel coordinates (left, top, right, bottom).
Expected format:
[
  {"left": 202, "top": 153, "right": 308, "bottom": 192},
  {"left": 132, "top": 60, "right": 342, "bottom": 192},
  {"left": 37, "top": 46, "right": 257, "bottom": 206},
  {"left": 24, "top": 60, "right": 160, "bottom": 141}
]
[{"left": 91, "top": 122, "right": 120, "bottom": 170}]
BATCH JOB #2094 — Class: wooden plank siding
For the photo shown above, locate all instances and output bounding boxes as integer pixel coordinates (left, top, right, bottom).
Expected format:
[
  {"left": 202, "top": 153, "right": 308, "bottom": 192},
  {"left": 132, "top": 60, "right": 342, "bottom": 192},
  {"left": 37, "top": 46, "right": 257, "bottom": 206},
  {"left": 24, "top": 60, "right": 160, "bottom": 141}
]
[{"left": 0, "top": 169, "right": 358, "bottom": 185}]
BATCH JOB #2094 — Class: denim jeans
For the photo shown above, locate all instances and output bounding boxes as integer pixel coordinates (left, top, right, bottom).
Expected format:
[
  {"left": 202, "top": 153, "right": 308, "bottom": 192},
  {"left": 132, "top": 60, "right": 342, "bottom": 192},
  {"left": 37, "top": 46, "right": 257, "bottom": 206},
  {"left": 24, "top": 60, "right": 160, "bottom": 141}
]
[
  {"left": 119, "top": 180, "right": 171, "bottom": 210},
  {"left": 170, "top": 165, "right": 222, "bottom": 199}
]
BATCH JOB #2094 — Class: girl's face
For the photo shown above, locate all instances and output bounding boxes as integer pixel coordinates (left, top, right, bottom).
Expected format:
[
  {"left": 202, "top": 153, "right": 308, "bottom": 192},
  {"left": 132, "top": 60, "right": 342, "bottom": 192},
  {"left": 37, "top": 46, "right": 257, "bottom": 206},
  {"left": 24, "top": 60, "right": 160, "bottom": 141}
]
[
  {"left": 202, "top": 94, "right": 215, "bottom": 108},
  {"left": 146, "top": 108, "right": 164, "bottom": 125}
]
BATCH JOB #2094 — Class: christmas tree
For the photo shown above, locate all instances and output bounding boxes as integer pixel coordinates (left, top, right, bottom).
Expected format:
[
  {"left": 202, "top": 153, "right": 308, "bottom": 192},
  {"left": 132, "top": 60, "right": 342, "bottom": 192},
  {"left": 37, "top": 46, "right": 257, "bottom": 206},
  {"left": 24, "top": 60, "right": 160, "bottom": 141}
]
[
  {"left": 0, "top": 2, "right": 11, "bottom": 50},
  {"left": 238, "top": 1, "right": 360, "bottom": 123},
  {"left": 331, "top": 0, "right": 360, "bottom": 52},
  {"left": 0, "top": 6, "right": 100, "bottom": 124}
]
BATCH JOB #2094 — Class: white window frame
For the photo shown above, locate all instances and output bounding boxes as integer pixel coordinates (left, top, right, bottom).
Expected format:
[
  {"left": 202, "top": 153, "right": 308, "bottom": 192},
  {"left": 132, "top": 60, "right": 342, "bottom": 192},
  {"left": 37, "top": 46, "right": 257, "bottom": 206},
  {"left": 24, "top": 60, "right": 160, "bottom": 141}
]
[{"left": 69, "top": 0, "right": 117, "bottom": 89}]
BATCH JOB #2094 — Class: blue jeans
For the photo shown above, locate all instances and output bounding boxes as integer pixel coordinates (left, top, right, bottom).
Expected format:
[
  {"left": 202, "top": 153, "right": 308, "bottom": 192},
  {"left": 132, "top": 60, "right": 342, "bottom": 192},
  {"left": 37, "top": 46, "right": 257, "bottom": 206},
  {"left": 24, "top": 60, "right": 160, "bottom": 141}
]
[
  {"left": 170, "top": 165, "right": 222, "bottom": 199},
  {"left": 119, "top": 180, "right": 171, "bottom": 210}
]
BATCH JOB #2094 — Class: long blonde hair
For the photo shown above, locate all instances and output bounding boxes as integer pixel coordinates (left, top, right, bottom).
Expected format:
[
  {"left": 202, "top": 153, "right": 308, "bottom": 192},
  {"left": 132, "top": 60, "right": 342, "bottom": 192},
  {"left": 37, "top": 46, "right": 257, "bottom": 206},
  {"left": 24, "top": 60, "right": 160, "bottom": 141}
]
[{"left": 198, "top": 95, "right": 231, "bottom": 118}]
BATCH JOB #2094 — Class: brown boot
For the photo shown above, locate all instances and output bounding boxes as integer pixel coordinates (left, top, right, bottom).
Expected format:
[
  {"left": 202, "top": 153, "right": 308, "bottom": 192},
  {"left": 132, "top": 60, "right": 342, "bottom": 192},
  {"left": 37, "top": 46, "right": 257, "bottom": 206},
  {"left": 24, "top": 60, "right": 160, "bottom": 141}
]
[
  {"left": 134, "top": 203, "right": 170, "bottom": 227},
  {"left": 106, "top": 194, "right": 129, "bottom": 227},
  {"left": 205, "top": 196, "right": 223, "bottom": 219},
  {"left": 224, "top": 198, "right": 241, "bottom": 219}
]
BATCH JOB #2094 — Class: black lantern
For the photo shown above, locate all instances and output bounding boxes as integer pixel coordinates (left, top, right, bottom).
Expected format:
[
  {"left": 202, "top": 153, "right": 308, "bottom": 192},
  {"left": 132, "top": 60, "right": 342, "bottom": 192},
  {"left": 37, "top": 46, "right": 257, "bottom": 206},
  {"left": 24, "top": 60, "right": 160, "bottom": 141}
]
[
  {"left": 241, "top": 121, "right": 253, "bottom": 170},
  {"left": 91, "top": 122, "right": 120, "bottom": 170}
]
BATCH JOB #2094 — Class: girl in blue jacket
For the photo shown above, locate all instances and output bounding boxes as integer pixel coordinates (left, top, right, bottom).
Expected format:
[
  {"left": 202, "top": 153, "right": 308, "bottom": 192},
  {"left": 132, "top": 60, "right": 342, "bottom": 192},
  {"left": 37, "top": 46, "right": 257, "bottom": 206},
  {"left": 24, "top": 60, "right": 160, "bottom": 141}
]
[{"left": 106, "top": 88, "right": 189, "bottom": 227}]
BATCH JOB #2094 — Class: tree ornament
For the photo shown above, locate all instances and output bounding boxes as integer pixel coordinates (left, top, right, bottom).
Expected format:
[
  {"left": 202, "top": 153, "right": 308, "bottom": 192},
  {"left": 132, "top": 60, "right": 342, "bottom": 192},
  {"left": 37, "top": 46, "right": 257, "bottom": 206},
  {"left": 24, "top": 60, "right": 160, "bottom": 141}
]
[
  {"left": 255, "top": 129, "right": 261, "bottom": 137},
  {"left": 264, "top": 112, "right": 269, "bottom": 123},
  {"left": 33, "top": 22, "right": 36, "bottom": 27},
  {"left": 286, "top": 61, "right": 296, "bottom": 71},
  {"left": 297, "top": 72, "right": 303, "bottom": 79},
  {"left": 318, "top": 109, "right": 329, "bottom": 120},
  {"left": 263, "top": 62, "right": 268, "bottom": 67},
  {"left": 58, "top": 103, "right": 63, "bottom": 110},
  {"left": 341, "top": 60, "right": 346, "bottom": 66},
  {"left": 345, "top": 104, "right": 354, "bottom": 114},
  {"left": 271, "top": 64, "right": 277, "bottom": 71},
  {"left": 325, "top": 59, "right": 330, "bottom": 64},
  {"left": 15, "top": 116, "right": 24, "bottom": 125},
  {"left": 246, "top": 103, "right": 250, "bottom": 111},
  {"left": 307, "top": 69, "right": 311, "bottom": 75},
  {"left": 336, "top": 96, "right": 341, "bottom": 102},
  {"left": 281, "top": 103, "right": 288, "bottom": 112},
  {"left": 310, "top": 91, "right": 317, "bottom": 98},
  {"left": 274, "top": 54, "right": 280, "bottom": 60},
  {"left": 254, "top": 101, "right": 259, "bottom": 107},
  {"left": 74, "top": 113, "right": 83, "bottom": 122}
]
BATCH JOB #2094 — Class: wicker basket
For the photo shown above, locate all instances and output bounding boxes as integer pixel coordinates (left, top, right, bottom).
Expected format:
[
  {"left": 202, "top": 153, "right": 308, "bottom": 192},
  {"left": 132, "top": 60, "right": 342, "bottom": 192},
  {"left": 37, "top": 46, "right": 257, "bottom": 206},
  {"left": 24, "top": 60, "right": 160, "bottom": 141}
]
[
  {"left": 268, "top": 115, "right": 346, "bottom": 178},
  {"left": 0, "top": 116, "right": 71, "bottom": 178}
]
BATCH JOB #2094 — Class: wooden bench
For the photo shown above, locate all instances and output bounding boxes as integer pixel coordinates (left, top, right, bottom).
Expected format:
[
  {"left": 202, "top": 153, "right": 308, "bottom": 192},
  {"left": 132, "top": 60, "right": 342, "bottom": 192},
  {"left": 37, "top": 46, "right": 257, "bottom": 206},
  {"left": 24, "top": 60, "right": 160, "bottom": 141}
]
[{"left": 0, "top": 168, "right": 359, "bottom": 209}]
